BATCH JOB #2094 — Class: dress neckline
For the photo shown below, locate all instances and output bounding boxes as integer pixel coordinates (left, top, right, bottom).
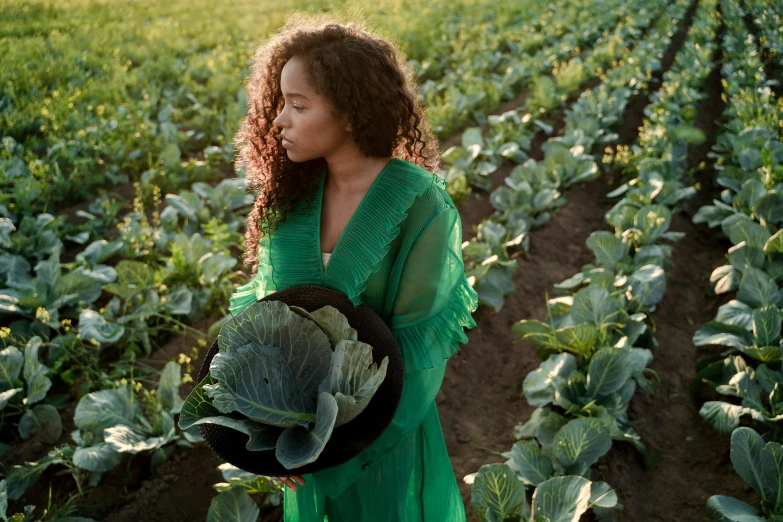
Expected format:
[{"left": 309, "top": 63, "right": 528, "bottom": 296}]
[
  {"left": 316, "top": 158, "right": 398, "bottom": 275},
  {"left": 232, "top": 157, "right": 441, "bottom": 310}
]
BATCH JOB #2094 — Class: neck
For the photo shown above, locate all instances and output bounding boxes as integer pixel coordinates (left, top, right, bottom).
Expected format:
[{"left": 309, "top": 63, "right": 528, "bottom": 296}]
[{"left": 324, "top": 154, "right": 393, "bottom": 193}]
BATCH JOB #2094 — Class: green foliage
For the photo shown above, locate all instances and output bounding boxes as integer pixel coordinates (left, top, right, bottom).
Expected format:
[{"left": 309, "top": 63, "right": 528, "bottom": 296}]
[{"left": 180, "top": 300, "right": 388, "bottom": 470}]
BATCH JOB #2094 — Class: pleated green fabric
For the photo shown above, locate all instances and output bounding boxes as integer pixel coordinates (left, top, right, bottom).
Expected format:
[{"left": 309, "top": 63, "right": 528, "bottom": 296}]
[{"left": 228, "top": 158, "right": 479, "bottom": 521}]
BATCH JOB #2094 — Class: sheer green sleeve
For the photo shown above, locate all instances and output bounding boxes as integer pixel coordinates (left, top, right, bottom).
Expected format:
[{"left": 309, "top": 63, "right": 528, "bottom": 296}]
[
  {"left": 312, "top": 206, "right": 478, "bottom": 500},
  {"left": 360, "top": 206, "right": 477, "bottom": 459},
  {"left": 389, "top": 206, "right": 479, "bottom": 374}
]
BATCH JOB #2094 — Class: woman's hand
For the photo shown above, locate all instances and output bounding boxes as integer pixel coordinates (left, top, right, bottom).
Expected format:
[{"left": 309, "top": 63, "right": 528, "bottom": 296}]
[{"left": 278, "top": 475, "right": 306, "bottom": 491}]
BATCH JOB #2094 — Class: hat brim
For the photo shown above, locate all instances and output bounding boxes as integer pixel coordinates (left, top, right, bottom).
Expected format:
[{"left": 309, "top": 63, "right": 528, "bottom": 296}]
[{"left": 196, "top": 284, "right": 404, "bottom": 476}]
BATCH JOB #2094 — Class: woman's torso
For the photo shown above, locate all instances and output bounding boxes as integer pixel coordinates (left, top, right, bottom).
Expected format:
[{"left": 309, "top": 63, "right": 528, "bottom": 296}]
[{"left": 246, "top": 159, "right": 450, "bottom": 324}]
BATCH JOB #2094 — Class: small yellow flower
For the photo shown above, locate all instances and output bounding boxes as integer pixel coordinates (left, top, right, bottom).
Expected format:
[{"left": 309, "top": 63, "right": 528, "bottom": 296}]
[
  {"left": 181, "top": 374, "right": 193, "bottom": 384},
  {"left": 0, "top": 327, "right": 10, "bottom": 339},
  {"left": 35, "top": 307, "right": 50, "bottom": 323},
  {"left": 90, "top": 338, "right": 100, "bottom": 346}
]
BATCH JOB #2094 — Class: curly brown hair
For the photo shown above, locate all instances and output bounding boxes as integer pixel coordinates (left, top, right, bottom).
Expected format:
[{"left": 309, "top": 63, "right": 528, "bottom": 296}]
[{"left": 234, "top": 12, "right": 441, "bottom": 276}]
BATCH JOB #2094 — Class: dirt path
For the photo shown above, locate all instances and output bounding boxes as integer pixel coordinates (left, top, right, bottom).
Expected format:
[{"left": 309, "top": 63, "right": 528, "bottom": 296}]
[
  {"left": 440, "top": 2, "right": 751, "bottom": 520},
  {"left": 445, "top": 161, "right": 616, "bottom": 519},
  {"left": 596, "top": 13, "right": 751, "bottom": 521}
]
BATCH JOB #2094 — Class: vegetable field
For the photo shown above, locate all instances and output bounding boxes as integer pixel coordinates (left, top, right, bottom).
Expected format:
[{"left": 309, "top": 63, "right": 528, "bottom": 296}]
[{"left": 1, "top": 0, "right": 782, "bottom": 519}]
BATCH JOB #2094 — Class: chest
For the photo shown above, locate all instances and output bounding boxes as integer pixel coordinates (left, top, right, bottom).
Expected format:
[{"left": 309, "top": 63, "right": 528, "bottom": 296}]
[{"left": 319, "top": 187, "right": 368, "bottom": 253}]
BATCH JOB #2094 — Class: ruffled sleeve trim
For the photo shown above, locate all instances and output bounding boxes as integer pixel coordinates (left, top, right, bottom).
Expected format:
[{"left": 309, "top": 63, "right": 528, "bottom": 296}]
[
  {"left": 321, "top": 158, "right": 444, "bottom": 307},
  {"left": 228, "top": 230, "right": 274, "bottom": 317},
  {"left": 391, "top": 272, "right": 478, "bottom": 374}
]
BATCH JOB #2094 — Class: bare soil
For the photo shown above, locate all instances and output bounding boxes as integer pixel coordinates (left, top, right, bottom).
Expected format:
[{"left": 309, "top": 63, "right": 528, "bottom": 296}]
[{"left": 593, "top": 13, "right": 752, "bottom": 520}]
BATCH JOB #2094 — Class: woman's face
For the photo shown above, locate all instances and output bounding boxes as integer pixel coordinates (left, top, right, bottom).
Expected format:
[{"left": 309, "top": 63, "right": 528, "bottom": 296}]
[{"left": 273, "top": 56, "right": 350, "bottom": 162}]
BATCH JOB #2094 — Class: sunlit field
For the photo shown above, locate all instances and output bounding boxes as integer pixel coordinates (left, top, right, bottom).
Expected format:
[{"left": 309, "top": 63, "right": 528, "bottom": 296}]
[{"left": 1, "top": 0, "right": 783, "bottom": 519}]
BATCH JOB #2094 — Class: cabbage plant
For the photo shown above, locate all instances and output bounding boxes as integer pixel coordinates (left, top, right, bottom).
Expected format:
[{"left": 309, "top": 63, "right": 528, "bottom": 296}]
[
  {"left": 206, "top": 463, "right": 284, "bottom": 521},
  {"left": 696, "top": 354, "right": 783, "bottom": 439},
  {"left": 469, "top": 417, "right": 619, "bottom": 522},
  {"left": 708, "top": 427, "right": 783, "bottom": 521},
  {"left": 179, "top": 300, "right": 389, "bottom": 470},
  {"left": 3, "top": 361, "right": 188, "bottom": 501},
  {"left": 0, "top": 336, "right": 59, "bottom": 443},
  {"left": 462, "top": 220, "right": 519, "bottom": 313}
]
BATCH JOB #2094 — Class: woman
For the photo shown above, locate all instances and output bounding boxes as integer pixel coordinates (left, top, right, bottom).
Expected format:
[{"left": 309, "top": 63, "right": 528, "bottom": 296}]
[{"left": 228, "top": 13, "right": 478, "bottom": 522}]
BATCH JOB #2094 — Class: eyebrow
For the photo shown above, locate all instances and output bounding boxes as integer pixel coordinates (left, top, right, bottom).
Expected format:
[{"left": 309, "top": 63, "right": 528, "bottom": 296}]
[{"left": 283, "top": 92, "right": 309, "bottom": 100}]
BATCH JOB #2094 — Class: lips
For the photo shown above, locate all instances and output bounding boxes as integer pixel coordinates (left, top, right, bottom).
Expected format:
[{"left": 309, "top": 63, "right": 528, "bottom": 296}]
[{"left": 281, "top": 135, "right": 294, "bottom": 148}]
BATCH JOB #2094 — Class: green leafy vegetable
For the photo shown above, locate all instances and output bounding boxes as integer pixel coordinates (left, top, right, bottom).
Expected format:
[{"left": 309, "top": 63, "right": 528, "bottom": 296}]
[{"left": 179, "top": 300, "right": 388, "bottom": 469}]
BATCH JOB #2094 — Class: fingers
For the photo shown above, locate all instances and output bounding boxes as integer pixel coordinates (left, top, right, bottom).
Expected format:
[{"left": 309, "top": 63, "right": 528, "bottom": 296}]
[{"left": 277, "top": 476, "right": 306, "bottom": 491}]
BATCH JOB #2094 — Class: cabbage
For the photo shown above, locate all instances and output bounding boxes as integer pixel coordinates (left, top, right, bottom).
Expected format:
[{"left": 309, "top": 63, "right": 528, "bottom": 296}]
[{"left": 178, "top": 300, "right": 389, "bottom": 470}]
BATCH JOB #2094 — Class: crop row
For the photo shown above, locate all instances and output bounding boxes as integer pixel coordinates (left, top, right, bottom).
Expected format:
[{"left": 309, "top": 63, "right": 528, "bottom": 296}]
[
  {"left": 422, "top": 0, "right": 629, "bottom": 139},
  {"left": 455, "top": 0, "right": 686, "bottom": 313},
  {"left": 461, "top": 0, "right": 720, "bottom": 519},
  {"left": 442, "top": 0, "right": 665, "bottom": 195},
  {"left": 687, "top": 0, "right": 783, "bottom": 518},
  {"left": 433, "top": 0, "right": 670, "bottom": 313},
  {"left": 741, "top": 0, "right": 783, "bottom": 90}
]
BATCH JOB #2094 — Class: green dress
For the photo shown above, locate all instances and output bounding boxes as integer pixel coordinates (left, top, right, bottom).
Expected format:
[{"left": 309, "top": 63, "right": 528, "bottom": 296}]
[{"left": 227, "top": 158, "right": 479, "bottom": 522}]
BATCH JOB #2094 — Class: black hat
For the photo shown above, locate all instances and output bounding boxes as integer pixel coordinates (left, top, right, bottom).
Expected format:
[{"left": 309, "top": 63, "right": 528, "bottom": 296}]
[{"left": 196, "top": 284, "right": 404, "bottom": 477}]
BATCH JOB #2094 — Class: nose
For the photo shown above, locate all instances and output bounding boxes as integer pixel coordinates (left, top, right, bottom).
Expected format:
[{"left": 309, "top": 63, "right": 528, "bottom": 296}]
[{"left": 274, "top": 106, "right": 288, "bottom": 129}]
